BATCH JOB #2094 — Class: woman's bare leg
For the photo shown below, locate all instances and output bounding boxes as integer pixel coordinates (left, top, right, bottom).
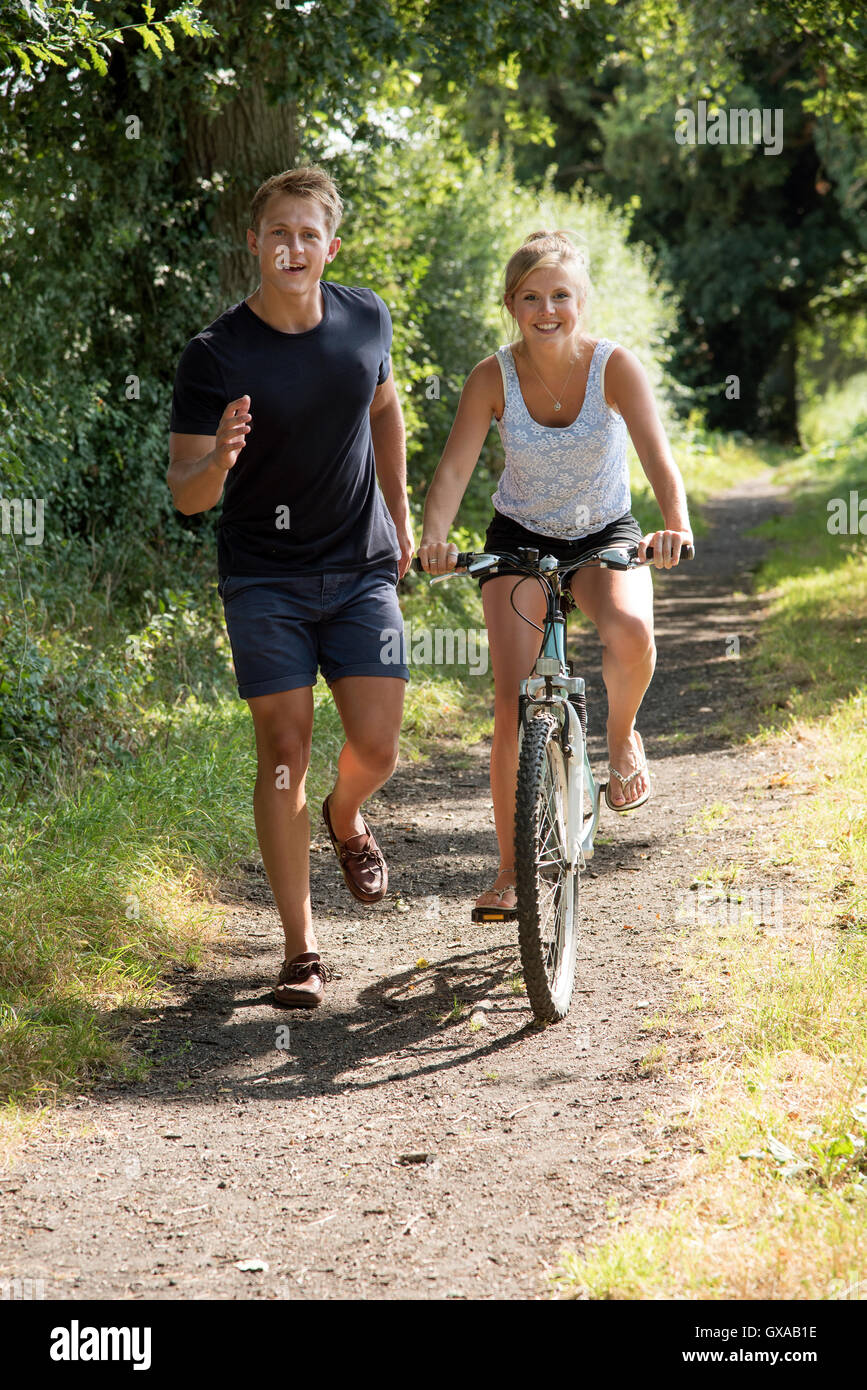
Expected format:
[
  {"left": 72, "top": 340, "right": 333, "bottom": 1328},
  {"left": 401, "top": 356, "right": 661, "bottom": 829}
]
[
  {"left": 569, "top": 565, "right": 656, "bottom": 806},
  {"left": 477, "top": 575, "right": 548, "bottom": 906}
]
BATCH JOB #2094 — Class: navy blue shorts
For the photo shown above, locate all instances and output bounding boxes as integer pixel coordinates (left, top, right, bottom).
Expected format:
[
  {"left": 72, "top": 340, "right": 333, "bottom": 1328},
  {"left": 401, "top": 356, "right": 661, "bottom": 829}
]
[
  {"left": 477, "top": 509, "right": 644, "bottom": 590},
  {"left": 219, "top": 564, "right": 410, "bottom": 699}
]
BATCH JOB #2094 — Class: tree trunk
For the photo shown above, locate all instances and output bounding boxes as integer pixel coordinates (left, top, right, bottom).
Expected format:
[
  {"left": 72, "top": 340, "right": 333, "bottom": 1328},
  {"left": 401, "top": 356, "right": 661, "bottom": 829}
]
[
  {"left": 761, "top": 321, "right": 801, "bottom": 445},
  {"left": 182, "top": 85, "right": 299, "bottom": 302}
]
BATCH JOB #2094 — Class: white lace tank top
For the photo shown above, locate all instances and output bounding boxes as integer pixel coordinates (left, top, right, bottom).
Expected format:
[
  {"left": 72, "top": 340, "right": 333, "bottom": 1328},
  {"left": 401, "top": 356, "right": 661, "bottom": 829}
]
[{"left": 491, "top": 338, "right": 631, "bottom": 538}]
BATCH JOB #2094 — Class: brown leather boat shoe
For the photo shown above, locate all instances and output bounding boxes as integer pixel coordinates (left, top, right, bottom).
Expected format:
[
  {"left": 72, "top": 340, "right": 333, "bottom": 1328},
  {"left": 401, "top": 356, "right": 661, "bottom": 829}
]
[
  {"left": 322, "top": 795, "right": 388, "bottom": 903},
  {"left": 273, "top": 951, "right": 330, "bottom": 1009}
]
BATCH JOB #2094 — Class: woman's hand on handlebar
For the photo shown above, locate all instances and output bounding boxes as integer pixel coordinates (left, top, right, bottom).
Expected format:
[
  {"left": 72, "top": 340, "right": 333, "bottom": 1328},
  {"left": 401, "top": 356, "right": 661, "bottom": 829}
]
[
  {"left": 417, "top": 538, "right": 461, "bottom": 575},
  {"left": 639, "top": 528, "right": 693, "bottom": 569}
]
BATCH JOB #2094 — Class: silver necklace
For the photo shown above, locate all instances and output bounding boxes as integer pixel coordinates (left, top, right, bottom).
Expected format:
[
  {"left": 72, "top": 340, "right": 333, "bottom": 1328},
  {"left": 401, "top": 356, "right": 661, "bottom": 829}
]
[{"left": 522, "top": 344, "right": 580, "bottom": 411}]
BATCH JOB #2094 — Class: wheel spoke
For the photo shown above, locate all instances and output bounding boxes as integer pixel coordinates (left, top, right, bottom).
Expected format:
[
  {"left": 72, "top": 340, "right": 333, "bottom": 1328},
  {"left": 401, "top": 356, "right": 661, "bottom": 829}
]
[
  {"left": 537, "top": 747, "right": 570, "bottom": 982},
  {"left": 515, "top": 715, "right": 578, "bottom": 1022}
]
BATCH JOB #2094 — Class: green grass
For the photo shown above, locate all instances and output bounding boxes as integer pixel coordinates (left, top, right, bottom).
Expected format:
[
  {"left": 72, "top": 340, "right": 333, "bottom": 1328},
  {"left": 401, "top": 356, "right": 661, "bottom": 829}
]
[
  {"left": 552, "top": 409, "right": 867, "bottom": 1301},
  {"left": 800, "top": 371, "right": 867, "bottom": 451},
  {"left": 630, "top": 419, "right": 781, "bottom": 538},
  {"left": 743, "top": 423, "right": 867, "bottom": 723},
  {"left": 1, "top": 698, "right": 253, "bottom": 1111},
  {"left": 0, "top": 401, "right": 845, "bottom": 1143},
  {"left": 0, "top": 540, "right": 491, "bottom": 1132}
]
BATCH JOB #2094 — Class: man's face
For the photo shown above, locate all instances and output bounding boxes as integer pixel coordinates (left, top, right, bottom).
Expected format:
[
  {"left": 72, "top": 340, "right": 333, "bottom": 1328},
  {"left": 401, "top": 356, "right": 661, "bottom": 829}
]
[{"left": 247, "top": 194, "right": 340, "bottom": 292}]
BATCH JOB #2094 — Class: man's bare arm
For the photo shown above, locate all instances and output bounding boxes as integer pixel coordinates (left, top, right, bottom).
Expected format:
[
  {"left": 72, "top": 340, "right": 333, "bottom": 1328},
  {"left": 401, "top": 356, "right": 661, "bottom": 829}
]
[
  {"left": 167, "top": 395, "right": 251, "bottom": 515},
  {"left": 369, "top": 374, "right": 413, "bottom": 578}
]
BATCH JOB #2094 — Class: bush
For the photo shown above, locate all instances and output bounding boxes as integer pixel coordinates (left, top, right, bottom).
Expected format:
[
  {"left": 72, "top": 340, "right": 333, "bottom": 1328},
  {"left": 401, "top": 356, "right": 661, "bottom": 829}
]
[
  {"left": 1, "top": 99, "right": 679, "bottom": 773},
  {"left": 325, "top": 122, "right": 677, "bottom": 535}
]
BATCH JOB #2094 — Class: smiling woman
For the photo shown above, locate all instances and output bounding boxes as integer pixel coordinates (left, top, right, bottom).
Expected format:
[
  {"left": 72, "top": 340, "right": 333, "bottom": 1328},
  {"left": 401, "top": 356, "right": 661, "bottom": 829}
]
[{"left": 418, "top": 226, "right": 693, "bottom": 913}]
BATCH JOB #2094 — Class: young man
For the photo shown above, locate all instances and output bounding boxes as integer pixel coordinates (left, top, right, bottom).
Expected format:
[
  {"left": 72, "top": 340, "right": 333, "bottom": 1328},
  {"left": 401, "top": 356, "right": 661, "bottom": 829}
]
[{"left": 168, "top": 166, "right": 412, "bottom": 1009}]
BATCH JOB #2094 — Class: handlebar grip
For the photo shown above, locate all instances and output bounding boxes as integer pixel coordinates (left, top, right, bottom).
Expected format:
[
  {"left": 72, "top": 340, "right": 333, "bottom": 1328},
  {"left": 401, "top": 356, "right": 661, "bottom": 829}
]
[
  {"left": 411, "top": 552, "right": 474, "bottom": 573},
  {"left": 645, "top": 543, "right": 694, "bottom": 561}
]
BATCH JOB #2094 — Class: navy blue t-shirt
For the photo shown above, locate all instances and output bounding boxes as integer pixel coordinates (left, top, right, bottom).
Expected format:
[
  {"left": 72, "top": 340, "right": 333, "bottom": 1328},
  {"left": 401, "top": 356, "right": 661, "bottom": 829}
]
[{"left": 170, "top": 281, "right": 399, "bottom": 579}]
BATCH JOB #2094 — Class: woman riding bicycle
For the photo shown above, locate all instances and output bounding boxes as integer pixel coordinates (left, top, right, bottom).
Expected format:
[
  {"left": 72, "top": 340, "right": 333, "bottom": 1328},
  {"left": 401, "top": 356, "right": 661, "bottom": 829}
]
[{"left": 418, "top": 229, "right": 693, "bottom": 915}]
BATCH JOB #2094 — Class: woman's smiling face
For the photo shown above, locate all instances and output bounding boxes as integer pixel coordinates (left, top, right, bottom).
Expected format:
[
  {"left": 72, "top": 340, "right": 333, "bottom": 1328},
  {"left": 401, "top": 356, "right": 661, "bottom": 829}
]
[{"left": 505, "top": 263, "right": 584, "bottom": 347}]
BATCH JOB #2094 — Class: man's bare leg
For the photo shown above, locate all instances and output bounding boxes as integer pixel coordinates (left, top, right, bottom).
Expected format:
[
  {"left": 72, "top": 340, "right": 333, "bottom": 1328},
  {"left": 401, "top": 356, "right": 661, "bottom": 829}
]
[
  {"left": 326, "top": 676, "right": 405, "bottom": 839},
  {"left": 247, "top": 686, "right": 317, "bottom": 961}
]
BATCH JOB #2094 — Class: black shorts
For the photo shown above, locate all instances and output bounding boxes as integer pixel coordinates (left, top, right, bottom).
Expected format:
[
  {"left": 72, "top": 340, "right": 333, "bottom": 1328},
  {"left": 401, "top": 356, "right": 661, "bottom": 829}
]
[
  {"left": 219, "top": 563, "right": 410, "bottom": 699},
  {"left": 477, "top": 509, "right": 643, "bottom": 592}
]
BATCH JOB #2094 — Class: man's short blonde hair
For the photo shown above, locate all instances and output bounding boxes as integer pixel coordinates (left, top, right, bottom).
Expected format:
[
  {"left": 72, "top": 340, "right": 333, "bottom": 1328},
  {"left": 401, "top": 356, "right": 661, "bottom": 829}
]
[{"left": 250, "top": 166, "right": 344, "bottom": 239}]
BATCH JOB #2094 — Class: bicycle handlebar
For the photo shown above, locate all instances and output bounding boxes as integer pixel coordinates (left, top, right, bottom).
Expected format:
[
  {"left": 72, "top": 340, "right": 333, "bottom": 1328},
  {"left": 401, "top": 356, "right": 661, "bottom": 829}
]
[
  {"left": 411, "top": 552, "right": 475, "bottom": 572},
  {"left": 411, "top": 542, "right": 694, "bottom": 575}
]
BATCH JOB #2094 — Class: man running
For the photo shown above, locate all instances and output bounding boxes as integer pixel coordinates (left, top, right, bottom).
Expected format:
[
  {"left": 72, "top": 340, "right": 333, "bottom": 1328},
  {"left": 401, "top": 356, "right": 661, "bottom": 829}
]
[{"left": 167, "top": 165, "right": 412, "bottom": 1009}]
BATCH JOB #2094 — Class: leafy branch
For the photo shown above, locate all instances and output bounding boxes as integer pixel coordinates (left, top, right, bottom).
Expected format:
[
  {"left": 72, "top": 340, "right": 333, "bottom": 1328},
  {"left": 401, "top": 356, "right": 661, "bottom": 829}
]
[{"left": 1, "top": 2, "right": 216, "bottom": 77}]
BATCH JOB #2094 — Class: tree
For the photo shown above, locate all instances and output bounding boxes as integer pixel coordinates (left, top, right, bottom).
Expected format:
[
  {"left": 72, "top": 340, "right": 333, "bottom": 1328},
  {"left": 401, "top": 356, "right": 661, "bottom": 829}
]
[
  {"left": 0, "top": 0, "right": 579, "bottom": 549},
  {"left": 447, "top": 0, "right": 867, "bottom": 439},
  {"left": 0, "top": 1, "right": 213, "bottom": 76}
]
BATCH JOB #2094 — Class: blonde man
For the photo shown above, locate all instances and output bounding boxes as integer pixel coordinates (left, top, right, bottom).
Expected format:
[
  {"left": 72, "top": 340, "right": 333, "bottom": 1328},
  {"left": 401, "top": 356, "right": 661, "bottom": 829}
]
[{"left": 168, "top": 167, "right": 412, "bottom": 1007}]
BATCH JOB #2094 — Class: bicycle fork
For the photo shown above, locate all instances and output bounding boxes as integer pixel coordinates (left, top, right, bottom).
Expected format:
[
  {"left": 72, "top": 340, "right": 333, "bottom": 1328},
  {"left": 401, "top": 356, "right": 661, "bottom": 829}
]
[
  {"left": 517, "top": 598, "right": 604, "bottom": 868},
  {"left": 518, "top": 683, "right": 603, "bottom": 869}
]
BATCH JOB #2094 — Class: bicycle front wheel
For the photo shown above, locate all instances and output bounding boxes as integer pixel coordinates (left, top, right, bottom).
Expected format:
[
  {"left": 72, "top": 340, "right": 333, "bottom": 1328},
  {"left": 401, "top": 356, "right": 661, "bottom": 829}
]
[{"left": 514, "top": 711, "right": 578, "bottom": 1022}]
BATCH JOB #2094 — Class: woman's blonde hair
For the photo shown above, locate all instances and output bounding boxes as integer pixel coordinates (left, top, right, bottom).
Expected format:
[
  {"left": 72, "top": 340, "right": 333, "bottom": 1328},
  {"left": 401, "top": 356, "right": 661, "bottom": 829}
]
[{"left": 503, "top": 230, "right": 591, "bottom": 327}]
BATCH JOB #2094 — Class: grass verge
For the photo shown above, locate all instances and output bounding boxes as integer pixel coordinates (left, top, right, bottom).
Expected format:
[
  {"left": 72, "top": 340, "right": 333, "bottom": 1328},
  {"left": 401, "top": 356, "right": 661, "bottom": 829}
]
[
  {"left": 552, "top": 416, "right": 867, "bottom": 1300},
  {"left": 0, "top": 553, "right": 490, "bottom": 1146}
]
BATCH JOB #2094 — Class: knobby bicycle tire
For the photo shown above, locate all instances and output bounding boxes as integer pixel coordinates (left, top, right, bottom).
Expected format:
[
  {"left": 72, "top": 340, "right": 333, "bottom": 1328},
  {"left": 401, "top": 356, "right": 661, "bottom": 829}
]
[{"left": 514, "top": 711, "right": 578, "bottom": 1022}]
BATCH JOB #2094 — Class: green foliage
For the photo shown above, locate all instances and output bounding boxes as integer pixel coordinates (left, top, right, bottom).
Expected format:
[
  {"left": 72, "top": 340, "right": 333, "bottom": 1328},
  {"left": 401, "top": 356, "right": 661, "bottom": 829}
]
[
  {"left": 0, "top": 536, "right": 230, "bottom": 772},
  {"left": 0, "top": 0, "right": 824, "bottom": 800},
  {"left": 0, "top": 0, "right": 599, "bottom": 557},
  {"left": 449, "top": 2, "right": 867, "bottom": 440},
  {"left": 620, "top": 0, "right": 867, "bottom": 134},
  {"left": 323, "top": 98, "right": 677, "bottom": 538},
  {"left": 747, "top": 413, "right": 867, "bottom": 721},
  {"left": 594, "top": 66, "right": 864, "bottom": 439},
  {"left": 0, "top": 2, "right": 214, "bottom": 75},
  {"left": 1, "top": 42, "right": 678, "bottom": 773}
]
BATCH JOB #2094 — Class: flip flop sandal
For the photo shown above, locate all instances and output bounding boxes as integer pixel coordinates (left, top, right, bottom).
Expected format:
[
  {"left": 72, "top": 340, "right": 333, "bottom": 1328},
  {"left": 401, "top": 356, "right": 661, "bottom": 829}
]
[
  {"left": 471, "top": 881, "right": 518, "bottom": 923},
  {"left": 604, "top": 731, "right": 652, "bottom": 813}
]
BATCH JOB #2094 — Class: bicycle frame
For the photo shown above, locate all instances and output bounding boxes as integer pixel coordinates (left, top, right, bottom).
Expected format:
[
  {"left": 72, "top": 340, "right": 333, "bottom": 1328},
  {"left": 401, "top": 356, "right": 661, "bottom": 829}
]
[
  {"left": 422, "top": 540, "right": 676, "bottom": 867},
  {"left": 513, "top": 559, "right": 603, "bottom": 871},
  {"left": 430, "top": 544, "right": 635, "bottom": 870}
]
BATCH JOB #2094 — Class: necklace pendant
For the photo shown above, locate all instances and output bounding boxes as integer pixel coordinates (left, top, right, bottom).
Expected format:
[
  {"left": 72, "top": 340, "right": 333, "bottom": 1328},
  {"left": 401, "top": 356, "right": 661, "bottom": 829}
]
[{"left": 554, "top": 402, "right": 561, "bottom": 411}]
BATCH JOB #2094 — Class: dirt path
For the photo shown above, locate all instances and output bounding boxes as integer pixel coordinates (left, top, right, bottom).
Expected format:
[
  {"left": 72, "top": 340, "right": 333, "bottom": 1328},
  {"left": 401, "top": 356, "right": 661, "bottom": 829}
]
[{"left": 1, "top": 475, "right": 801, "bottom": 1300}]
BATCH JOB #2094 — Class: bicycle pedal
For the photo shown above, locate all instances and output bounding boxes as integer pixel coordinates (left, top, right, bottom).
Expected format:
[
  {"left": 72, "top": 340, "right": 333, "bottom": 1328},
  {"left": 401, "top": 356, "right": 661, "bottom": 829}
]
[{"left": 471, "top": 905, "right": 519, "bottom": 923}]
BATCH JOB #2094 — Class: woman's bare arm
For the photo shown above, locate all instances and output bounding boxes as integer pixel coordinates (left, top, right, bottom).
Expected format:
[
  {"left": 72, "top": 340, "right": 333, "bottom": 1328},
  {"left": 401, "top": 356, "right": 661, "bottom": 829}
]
[
  {"left": 605, "top": 347, "right": 692, "bottom": 567},
  {"left": 419, "top": 357, "right": 502, "bottom": 574}
]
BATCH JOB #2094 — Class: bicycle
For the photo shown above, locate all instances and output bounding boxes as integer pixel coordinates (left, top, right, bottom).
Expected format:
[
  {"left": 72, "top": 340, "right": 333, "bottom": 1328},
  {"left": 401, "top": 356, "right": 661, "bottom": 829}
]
[{"left": 412, "top": 541, "right": 693, "bottom": 1023}]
